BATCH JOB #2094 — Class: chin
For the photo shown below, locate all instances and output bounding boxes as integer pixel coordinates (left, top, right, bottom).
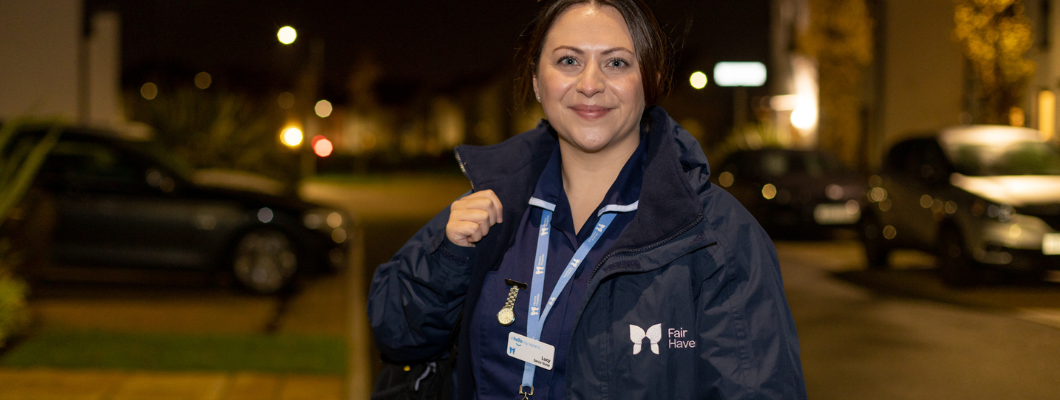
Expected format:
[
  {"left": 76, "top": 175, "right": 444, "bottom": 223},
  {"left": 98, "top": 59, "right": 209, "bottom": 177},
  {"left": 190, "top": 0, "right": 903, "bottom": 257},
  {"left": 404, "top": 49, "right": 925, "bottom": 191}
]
[{"left": 564, "top": 130, "right": 618, "bottom": 153}]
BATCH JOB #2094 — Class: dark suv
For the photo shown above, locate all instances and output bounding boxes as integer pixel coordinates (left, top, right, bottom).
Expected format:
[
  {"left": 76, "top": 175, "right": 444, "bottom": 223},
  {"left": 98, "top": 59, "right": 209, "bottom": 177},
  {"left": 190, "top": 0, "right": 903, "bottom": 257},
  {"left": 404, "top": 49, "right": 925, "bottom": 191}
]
[{"left": 860, "top": 125, "right": 1060, "bottom": 286}]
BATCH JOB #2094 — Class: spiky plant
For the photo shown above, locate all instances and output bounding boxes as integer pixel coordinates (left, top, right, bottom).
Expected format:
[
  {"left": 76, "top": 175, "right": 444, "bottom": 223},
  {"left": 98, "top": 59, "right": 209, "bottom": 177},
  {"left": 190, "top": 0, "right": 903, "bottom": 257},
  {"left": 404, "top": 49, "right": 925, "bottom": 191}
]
[{"left": 0, "top": 118, "right": 62, "bottom": 347}]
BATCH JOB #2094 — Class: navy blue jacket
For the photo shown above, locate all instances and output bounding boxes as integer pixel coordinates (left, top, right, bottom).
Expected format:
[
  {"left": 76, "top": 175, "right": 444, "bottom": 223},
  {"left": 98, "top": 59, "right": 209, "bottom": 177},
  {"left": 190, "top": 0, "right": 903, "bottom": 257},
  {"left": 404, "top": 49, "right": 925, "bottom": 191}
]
[{"left": 368, "top": 107, "right": 807, "bottom": 399}]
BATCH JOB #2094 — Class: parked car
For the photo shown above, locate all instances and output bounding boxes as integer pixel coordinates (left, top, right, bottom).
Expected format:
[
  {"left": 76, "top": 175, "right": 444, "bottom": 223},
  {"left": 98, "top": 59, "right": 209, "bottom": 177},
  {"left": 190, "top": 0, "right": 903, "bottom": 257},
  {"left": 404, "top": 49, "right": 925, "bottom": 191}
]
[
  {"left": 4, "top": 123, "right": 351, "bottom": 294},
  {"left": 860, "top": 125, "right": 1060, "bottom": 286},
  {"left": 714, "top": 148, "right": 866, "bottom": 235}
]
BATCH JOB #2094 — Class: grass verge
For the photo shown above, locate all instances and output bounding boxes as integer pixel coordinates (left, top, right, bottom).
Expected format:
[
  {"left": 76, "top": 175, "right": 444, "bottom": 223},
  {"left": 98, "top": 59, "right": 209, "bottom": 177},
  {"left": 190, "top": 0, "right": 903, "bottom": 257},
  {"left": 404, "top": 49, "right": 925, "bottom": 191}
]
[{"left": 0, "top": 329, "right": 346, "bottom": 375}]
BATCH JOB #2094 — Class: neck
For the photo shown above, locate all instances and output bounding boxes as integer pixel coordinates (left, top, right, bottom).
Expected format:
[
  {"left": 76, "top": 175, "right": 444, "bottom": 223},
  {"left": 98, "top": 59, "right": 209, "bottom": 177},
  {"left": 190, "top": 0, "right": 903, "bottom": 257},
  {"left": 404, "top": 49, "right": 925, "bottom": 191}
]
[{"left": 560, "top": 138, "right": 638, "bottom": 234}]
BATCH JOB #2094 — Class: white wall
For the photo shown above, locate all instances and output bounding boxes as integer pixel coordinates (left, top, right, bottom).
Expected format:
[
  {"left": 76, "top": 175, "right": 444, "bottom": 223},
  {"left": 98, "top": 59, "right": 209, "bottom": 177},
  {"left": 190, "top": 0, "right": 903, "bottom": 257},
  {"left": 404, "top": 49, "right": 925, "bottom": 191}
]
[
  {"left": 0, "top": 0, "right": 82, "bottom": 122},
  {"left": 879, "top": 0, "right": 965, "bottom": 147},
  {"left": 1025, "top": 0, "right": 1060, "bottom": 139},
  {"left": 87, "top": 11, "right": 122, "bottom": 127}
]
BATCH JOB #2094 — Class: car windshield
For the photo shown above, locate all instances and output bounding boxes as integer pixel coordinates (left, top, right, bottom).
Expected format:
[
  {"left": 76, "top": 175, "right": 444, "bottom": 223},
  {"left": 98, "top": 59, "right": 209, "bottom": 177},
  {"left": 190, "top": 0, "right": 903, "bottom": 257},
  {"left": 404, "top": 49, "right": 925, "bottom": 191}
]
[
  {"left": 950, "top": 141, "right": 1060, "bottom": 176},
  {"left": 758, "top": 151, "right": 846, "bottom": 178}
]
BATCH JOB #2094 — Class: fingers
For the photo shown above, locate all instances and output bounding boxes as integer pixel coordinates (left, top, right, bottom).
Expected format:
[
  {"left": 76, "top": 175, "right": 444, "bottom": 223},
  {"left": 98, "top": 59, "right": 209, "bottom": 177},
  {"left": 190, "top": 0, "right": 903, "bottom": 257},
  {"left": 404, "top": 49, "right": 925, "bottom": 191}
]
[
  {"left": 456, "top": 190, "right": 503, "bottom": 223},
  {"left": 446, "top": 190, "right": 504, "bottom": 247}
]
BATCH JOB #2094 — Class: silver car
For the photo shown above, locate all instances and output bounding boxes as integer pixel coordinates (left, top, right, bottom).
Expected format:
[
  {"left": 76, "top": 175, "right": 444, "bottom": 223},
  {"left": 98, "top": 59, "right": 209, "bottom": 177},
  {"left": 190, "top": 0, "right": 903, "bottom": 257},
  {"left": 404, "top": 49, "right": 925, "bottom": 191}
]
[{"left": 861, "top": 125, "right": 1060, "bottom": 286}]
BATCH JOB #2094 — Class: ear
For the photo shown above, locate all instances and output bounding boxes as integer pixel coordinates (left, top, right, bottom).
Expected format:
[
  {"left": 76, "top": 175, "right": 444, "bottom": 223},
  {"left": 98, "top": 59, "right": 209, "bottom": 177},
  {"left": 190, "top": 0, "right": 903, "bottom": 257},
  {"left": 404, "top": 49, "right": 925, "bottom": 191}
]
[{"left": 533, "top": 76, "right": 540, "bottom": 102}]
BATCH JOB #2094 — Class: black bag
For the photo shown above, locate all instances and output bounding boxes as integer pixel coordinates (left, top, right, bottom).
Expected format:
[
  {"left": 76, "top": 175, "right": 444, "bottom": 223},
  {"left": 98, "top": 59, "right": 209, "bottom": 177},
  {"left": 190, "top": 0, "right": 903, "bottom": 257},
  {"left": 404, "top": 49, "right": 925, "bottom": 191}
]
[{"left": 370, "top": 359, "right": 453, "bottom": 400}]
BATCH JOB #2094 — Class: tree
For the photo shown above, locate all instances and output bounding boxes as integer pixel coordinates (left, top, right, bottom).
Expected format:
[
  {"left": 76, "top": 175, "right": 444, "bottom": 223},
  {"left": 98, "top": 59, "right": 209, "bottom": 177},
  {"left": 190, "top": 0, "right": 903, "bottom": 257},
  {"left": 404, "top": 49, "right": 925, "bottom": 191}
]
[
  {"left": 953, "top": 0, "right": 1035, "bottom": 125},
  {"left": 126, "top": 86, "right": 298, "bottom": 184},
  {"left": 797, "top": 0, "right": 874, "bottom": 169}
]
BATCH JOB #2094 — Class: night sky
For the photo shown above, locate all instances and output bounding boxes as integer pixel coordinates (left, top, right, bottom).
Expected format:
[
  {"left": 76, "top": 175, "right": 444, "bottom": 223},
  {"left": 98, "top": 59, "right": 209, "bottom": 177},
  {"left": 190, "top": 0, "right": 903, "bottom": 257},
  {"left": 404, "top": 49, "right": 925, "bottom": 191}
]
[{"left": 88, "top": 0, "right": 770, "bottom": 100}]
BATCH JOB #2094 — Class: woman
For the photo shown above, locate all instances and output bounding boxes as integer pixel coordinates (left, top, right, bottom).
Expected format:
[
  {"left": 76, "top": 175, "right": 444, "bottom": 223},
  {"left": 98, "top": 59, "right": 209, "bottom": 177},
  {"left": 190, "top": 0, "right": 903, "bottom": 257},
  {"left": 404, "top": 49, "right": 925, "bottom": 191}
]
[{"left": 368, "top": 1, "right": 807, "bottom": 399}]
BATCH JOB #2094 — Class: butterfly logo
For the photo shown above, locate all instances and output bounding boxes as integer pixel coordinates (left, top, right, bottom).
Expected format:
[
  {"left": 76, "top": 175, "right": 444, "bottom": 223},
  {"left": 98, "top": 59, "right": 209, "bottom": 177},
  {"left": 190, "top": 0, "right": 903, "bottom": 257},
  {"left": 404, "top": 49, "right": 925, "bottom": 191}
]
[{"left": 629, "top": 323, "right": 662, "bottom": 355}]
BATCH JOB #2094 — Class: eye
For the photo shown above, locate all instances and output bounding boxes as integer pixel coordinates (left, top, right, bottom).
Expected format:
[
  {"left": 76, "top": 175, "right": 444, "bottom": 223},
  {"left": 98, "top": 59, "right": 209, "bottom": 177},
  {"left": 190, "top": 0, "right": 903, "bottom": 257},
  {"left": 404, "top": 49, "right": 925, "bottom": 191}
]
[
  {"left": 607, "top": 59, "right": 630, "bottom": 68},
  {"left": 558, "top": 56, "right": 577, "bottom": 66}
]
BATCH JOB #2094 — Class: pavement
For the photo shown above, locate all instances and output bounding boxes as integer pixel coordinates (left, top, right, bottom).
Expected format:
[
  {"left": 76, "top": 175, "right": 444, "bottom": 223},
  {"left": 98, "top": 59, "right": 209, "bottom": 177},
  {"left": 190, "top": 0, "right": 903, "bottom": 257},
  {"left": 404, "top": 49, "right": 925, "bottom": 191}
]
[
  {"left": 0, "top": 260, "right": 356, "bottom": 400},
  {"left": 5, "top": 174, "right": 1060, "bottom": 399},
  {"left": 0, "top": 369, "right": 344, "bottom": 400},
  {"left": 0, "top": 175, "right": 471, "bottom": 400}
]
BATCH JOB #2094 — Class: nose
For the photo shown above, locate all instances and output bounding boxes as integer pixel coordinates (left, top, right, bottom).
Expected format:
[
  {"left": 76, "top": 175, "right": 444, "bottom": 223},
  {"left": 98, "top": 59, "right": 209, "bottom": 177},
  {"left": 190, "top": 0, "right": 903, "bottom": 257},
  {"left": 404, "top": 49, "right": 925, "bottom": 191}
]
[{"left": 576, "top": 63, "right": 605, "bottom": 97}]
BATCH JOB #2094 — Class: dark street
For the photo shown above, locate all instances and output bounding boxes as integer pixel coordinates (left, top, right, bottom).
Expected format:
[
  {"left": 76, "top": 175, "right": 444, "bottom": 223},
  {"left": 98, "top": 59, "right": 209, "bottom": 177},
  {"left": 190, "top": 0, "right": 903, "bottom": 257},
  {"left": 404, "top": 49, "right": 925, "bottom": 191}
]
[
  {"left": 5, "top": 0, "right": 1060, "bottom": 398},
  {"left": 14, "top": 176, "right": 1060, "bottom": 399}
]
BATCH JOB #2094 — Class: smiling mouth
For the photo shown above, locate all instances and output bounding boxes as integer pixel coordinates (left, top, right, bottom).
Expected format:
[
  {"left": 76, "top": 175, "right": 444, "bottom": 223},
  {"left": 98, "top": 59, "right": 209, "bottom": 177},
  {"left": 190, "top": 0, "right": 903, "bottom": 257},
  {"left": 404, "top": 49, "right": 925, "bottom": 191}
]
[{"left": 570, "top": 105, "right": 612, "bottom": 120}]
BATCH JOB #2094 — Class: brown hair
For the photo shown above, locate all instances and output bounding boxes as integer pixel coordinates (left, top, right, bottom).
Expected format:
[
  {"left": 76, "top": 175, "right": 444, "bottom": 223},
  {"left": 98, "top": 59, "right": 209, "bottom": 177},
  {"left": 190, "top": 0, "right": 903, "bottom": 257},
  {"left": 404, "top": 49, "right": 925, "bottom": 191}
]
[{"left": 514, "top": 0, "right": 673, "bottom": 107}]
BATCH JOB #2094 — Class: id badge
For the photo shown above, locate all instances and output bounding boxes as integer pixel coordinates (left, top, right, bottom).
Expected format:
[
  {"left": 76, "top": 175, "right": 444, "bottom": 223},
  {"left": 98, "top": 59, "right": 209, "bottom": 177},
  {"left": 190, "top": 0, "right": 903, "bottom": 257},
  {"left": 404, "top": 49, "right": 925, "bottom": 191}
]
[{"left": 506, "top": 332, "right": 554, "bottom": 370}]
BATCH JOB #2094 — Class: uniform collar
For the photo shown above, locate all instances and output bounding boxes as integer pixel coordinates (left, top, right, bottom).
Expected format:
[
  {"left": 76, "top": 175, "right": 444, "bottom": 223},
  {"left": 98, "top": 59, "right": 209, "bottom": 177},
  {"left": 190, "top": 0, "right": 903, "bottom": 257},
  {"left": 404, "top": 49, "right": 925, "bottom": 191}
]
[{"left": 529, "top": 132, "right": 646, "bottom": 238}]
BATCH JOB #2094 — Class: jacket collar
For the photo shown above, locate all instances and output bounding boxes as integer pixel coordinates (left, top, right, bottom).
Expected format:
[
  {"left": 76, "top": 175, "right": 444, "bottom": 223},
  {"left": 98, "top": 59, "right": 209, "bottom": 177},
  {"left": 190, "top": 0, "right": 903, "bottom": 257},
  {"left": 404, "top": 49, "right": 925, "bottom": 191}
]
[{"left": 454, "top": 106, "right": 709, "bottom": 256}]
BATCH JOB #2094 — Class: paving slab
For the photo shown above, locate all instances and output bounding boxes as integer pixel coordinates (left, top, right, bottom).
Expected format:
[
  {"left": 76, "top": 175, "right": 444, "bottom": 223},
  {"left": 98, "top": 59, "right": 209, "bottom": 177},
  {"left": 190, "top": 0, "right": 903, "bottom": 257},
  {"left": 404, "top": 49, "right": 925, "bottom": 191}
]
[
  {"left": 109, "top": 372, "right": 227, "bottom": 400},
  {"left": 0, "top": 368, "right": 124, "bottom": 400},
  {"left": 222, "top": 373, "right": 281, "bottom": 400},
  {"left": 0, "top": 369, "right": 345, "bottom": 400},
  {"left": 32, "top": 296, "right": 278, "bottom": 334}
]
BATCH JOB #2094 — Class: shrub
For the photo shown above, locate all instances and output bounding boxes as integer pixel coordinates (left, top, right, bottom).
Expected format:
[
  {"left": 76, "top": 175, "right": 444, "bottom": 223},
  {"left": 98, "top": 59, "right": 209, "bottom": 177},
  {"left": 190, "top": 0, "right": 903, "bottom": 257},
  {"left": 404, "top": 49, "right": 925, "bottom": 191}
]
[
  {"left": 0, "top": 258, "right": 29, "bottom": 348},
  {"left": 0, "top": 119, "right": 62, "bottom": 348}
]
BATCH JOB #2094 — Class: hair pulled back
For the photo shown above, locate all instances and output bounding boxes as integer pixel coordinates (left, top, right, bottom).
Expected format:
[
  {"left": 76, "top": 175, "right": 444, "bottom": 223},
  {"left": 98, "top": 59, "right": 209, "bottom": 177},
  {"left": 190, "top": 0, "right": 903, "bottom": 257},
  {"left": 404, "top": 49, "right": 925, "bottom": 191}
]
[{"left": 514, "top": 0, "right": 673, "bottom": 107}]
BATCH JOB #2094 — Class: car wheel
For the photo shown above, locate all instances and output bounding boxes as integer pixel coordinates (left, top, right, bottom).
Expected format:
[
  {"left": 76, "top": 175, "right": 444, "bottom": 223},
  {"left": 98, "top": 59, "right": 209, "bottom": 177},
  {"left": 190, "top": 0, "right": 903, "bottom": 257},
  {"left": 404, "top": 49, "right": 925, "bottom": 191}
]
[
  {"left": 859, "top": 214, "right": 890, "bottom": 269},
  {"left": 231, "top": 229, "right": 299, "bottom": 294},
  {"left": 936, "top": 227, "right": 980, "bottom": 288}
]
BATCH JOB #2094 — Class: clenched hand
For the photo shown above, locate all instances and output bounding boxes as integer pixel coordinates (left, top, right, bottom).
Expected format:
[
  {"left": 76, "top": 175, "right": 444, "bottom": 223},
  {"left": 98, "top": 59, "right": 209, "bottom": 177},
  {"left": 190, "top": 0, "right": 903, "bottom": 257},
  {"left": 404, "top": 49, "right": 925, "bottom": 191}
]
[{"left": 446, "top": 190, "right": 504, "bottom": 247}]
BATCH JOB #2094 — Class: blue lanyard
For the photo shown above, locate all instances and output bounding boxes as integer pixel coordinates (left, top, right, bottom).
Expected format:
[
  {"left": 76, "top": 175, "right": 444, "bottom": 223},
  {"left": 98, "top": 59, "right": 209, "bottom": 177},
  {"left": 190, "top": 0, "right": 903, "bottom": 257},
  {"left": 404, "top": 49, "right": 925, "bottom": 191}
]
[{"left": 520, "top": 207, "right": 617, "bottom": 393}]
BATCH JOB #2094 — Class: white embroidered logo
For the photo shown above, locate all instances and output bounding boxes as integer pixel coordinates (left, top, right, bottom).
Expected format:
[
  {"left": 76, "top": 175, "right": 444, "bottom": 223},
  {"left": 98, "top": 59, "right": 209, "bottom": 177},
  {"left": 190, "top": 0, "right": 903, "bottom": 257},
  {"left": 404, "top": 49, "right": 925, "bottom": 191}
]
[{"left": 629, "top": 323, "right": 662, "bottom": 355}]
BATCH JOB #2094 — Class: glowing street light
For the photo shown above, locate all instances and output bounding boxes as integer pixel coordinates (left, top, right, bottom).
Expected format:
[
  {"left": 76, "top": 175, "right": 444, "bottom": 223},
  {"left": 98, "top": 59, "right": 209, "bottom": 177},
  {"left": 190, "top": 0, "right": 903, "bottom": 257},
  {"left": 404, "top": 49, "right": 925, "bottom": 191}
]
[
  {"left": 714, "top": 62, "right": 767, "bottom": 87},
  {"left": 312, "top": 135, "right": 333, "bottom": 157},
  {"left": 714, "top": 62, "right": 767, "bottom": 128},
  {"left": 281, "top": 126, "right": 303, "bottom": 147},
  {"left": 140, "top": 82, "right": 158, "bottom": 100},
  {"left": 315, "top": 99, "right": 333, "bottom": 118},
  {"left": 791, "top": 103, "right": 818, "bottom": 130},
  {"left": 690, "top": 71, "right": 708, "bottom": 89},
  {"left": 194, "top": 72, "right": 212, "bottom": 89},
  {"left": 277, "top": 26, "right": 297, "bottom": 45}
]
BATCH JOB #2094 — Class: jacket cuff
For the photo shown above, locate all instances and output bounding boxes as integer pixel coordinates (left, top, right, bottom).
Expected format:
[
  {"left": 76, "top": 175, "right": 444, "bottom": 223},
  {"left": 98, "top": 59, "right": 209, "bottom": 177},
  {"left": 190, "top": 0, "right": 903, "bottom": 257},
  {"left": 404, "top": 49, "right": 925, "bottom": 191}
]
[{"left": 437, "top": 236, "right": 477, "bottom": 266}]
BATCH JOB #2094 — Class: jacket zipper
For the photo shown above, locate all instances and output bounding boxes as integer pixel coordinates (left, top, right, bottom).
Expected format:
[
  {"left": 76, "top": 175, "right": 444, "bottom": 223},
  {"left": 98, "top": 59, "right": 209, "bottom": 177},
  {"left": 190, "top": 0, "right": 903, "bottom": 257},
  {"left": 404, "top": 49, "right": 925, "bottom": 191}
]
[{"left": 453, "top": 147, "right": 475, "bottom": 191}]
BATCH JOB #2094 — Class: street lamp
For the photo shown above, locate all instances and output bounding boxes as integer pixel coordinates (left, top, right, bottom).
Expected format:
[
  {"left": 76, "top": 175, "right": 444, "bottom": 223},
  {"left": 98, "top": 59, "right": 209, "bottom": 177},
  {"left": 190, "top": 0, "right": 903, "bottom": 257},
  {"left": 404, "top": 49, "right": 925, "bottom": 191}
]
[
  {"left": 714, "top": 62, "right": 767, "bottom": 87},
  {"left": 277, "top": 26, "right": 297, "bottom": 45},
  {"left": 312, "top": 135, "right": 333, "bottom": 157},
  {"left": 280, "top": 126, "right": 303, "bottom": 147},
  {"left": 315, "top": 99, "right": 333, "bottom": 118},
  {"left": 689, "top": 71, "right": 708, "bottom": 90},
  {"left": 714, "top": 62, "right": 767, "bottom": 128},
  {"left": 274, "top": 26, "right": 324, "bottom": 179}
]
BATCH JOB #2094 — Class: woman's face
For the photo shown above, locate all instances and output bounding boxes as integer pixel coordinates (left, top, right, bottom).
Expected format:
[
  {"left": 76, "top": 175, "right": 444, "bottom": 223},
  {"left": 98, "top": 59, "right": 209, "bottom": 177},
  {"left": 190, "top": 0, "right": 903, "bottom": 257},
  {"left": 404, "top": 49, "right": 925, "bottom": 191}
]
[{"left": 534, "top": 4, "right": 645, "bottom": 156}]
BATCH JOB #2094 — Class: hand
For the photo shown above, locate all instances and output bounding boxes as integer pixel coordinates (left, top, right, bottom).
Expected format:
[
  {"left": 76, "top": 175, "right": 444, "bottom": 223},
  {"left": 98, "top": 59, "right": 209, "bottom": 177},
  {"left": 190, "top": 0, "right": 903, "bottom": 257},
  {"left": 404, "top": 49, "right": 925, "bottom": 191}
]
[{"left": 446, "top": 190, "right": 504, "bottom": 247}]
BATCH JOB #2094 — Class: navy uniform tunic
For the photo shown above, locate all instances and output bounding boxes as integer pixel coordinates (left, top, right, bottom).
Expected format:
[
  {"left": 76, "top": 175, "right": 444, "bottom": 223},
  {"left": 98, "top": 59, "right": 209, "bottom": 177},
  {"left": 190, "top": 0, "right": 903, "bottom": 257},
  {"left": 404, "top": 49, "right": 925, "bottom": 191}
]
[{"left": 467, "top": 134, "right": 646, "bottom": 400}]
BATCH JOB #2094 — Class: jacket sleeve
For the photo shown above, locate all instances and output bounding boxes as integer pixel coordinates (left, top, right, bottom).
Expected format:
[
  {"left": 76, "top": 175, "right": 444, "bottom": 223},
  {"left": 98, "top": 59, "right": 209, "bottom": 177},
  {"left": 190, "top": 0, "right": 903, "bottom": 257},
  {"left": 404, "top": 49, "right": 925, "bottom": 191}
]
[
  {"left": 367, "top": 194, "right": 477, "bottom": 363},
  {"left": 696, "top": 197, "right": 808, "bottom": 399}
]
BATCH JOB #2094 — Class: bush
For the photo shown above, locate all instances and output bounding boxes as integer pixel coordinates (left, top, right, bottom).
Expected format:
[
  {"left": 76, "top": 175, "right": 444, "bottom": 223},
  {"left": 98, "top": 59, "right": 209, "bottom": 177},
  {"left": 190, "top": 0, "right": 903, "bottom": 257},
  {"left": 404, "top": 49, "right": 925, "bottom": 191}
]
[
  {"left": 0, "top": 119, "right": 62, "bottom": 348},
  {"left": 0, "top": 267, "right": 29, "bottom": 348}
]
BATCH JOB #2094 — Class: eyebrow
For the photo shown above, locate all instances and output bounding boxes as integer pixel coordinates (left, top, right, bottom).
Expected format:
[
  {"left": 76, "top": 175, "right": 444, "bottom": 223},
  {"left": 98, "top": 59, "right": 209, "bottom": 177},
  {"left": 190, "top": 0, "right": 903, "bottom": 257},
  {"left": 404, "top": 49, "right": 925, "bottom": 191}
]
[{"left": 551, "top": 45, "right": 634, "bottom": 55}]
